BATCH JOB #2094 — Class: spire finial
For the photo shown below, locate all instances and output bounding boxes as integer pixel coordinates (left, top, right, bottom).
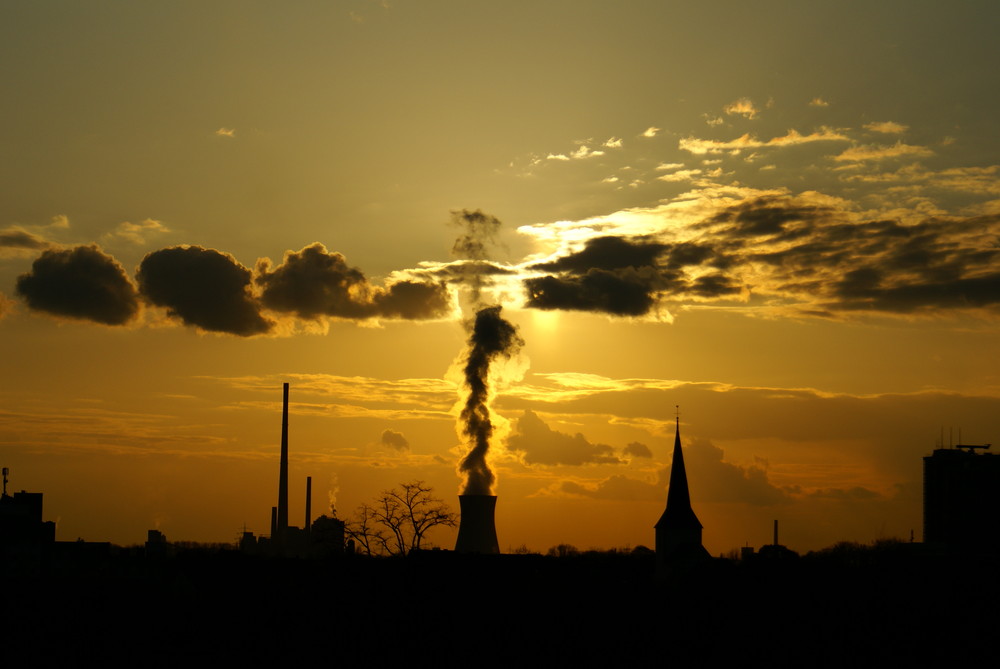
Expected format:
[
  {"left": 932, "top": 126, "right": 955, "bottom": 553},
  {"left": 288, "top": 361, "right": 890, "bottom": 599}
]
[{"left": 674, "top": 404, "right": 680, "bottom": 428}]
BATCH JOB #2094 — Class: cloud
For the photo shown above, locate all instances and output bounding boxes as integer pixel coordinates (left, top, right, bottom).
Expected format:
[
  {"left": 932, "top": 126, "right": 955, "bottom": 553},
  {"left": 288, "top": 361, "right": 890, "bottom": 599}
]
[
  {"left": 559, "top": 474, "right": 664, "bottom": 501},
  {"left": 519, "top": 189, "right": 1000, "bottom": 319},
  {"left": 256, "top": 242, "right": 450, "bottom": 321},
  {"left": 103, "top": 219, "right": 170, "bottom": 245},
  {"left": 379, "top": 428, "right": 410, "bottom": 451},
  {"left": 137, "top": 246, "right": 273, "bottom": 336},
  {"left": 0, "top": 227, "right": 49, "bottom": 251},
  {"left": 863, "top": 121, "right": 908, "bottom": 134},
  {"left": 684, "top": 439, "right": 790, "bottom": 506},
  {"left": 641, "top": 126, "right": 660, "bottom": 138},
  {"left": 624, "top": 441, "right": 652, "bottom": 458},
  {"left": 507, "top": 410, "right": 624, "bottom": 465},
  {"left": 657, "top": 169, "right": 703, "bottom": 182},
  {"left": 724, "top": 97, "right": 759, "bottom": 119},
  {"left": 809, "top": 97, "right": 830, "bottom": 107},
  {"left": 680, "top": 128, "right": 849, "bottom": 155},
  {"left": 215, "top": 127, "right": 236, "bottom": 138},
  {"left": 834, "top": 142, "right": 933, "bottom": 162},
  {"left": 523, "top": 235, "right": 740, "bottom": 316},
  {"left": 15, "top": 245, "right": 140, "bottom": 325},
  {"left": 603, "top": 137, "right": 623, "bottom": 148}
]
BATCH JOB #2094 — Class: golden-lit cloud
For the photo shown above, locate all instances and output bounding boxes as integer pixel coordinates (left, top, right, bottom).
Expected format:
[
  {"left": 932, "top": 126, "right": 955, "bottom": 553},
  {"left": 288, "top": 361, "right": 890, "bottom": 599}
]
[
  {"left": 215, "top": 127, "right": 236, "bottom": 138},
  {"left": 809, "top": 97, "right": 830, "bottom": 107},
  {"left": 834, "top": 141, "right": 933, "bottom": 162},
  {"left": 641, "top": 126, "right": 660, "bottom": 138},
  {"left": 103, "top": 218, "right": 170, "bottom": 245},
  {"left": 863, "top": 121, "right": 908, "bottom": 134},
  {"left": 657, "top": 168, "right": 703, "bottom": 182},
  {"left": 723, "top": 97, "right": 759, "bottom": 119},
  {"left": 679, "top": 128, "right": 849, "bottom": 154},
  {"left": 603, "top": 137, "right": 623, "bottom": 148}
]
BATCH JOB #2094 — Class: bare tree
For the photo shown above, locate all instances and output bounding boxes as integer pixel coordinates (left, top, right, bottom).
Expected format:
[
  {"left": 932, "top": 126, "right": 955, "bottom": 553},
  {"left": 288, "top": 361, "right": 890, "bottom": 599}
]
[{"left": 345, "top": 481, "right": 457, "bottom": 556}]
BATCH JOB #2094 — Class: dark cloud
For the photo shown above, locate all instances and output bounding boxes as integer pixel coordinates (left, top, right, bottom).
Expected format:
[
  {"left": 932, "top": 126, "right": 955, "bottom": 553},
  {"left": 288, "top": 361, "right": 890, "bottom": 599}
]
[
  {"left": 15, "top": 245, "right": 140, "bottom": 325},
  {"left": 137, "top": 246, "right": 272, "bottom": 336},
  {"left": 524, "top": 268, "right": 662, "bottom": 316},
  {"left": 379, "top": 429, "right": 409, "bottom": 451},
  {"left": 704, "top": 195, "right": 835, "bottom": 240},
  {"left": 624, "top": 441, "right": 653, "bottom": 458},
  {"left": 1, "top": 228, "right": 48, "bottom": 250},
  {"left": 691, "top": 196, "right": 1000, "bottom": 316},
  {"left": 677, "top": 438, "right": 789, "bottom": 507},
  {"left": 560, "top": 473, "right": 663, "bottom": 501},
  {"left": 523, "top": 234, "right": 743, "bottom": 316},
  {"left": 507, "top": 410, "right": 624, "bottom": 466},
  {"left": 255, "top": 243, "right": 450, "bottom": 320},
  {"left": 530, "top": 236, "right": 667, "bottom": 273}
]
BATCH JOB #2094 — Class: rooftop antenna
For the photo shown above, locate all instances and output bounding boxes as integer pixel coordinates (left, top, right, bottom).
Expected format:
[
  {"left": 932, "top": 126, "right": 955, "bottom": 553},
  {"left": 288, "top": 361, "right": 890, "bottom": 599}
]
[{"left": 2, "top": 467, "right": 8, "bottom": 496}]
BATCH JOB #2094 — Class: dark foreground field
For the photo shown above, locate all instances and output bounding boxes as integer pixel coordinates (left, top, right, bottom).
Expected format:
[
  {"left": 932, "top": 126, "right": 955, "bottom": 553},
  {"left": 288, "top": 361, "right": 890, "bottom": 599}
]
[{"left": 4, "top": 546, "right": 997, "bottom": 666}]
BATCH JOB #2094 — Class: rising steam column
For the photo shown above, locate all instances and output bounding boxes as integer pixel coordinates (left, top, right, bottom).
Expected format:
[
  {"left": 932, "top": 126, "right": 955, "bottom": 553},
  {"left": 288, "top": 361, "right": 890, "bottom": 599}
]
[{"left": 453, "top": 305, "right": 522, "bottom": 554}]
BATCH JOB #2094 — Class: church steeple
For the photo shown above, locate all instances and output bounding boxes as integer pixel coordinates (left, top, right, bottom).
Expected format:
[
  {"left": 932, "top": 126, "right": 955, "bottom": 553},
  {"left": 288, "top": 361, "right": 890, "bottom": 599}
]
[
  {"left": 655, "top": 410, "right": 709, "bottom": 576},
  {"left": 656, "top": 417, "right": 702, "bottom": 532}
]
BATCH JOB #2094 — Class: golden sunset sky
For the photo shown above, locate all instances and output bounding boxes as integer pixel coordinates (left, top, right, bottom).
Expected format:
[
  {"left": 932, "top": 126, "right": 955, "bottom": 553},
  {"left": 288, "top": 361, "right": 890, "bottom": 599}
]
[{"left": 2, "top": 0, "right": 999, "bottom": 554}]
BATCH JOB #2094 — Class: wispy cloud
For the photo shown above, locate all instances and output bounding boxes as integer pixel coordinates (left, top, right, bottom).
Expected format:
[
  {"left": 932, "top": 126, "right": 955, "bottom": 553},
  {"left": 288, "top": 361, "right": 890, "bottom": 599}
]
[
  {"left": 215, "top": 127, "right": 236, "bottom": 138},
  {"left": 834, "top": 141, "right": 932, "bottom": 162},
  {"left": 103, "top": 219, "right": 170, "bottom": 245},
  {"left": 723, "top": 97, "right": 759, "bottom": 119},
  {"left": 641, "top": 126, "right": 660, "bottom": 138},
  {"left": 863, "top": 121, "right": 908, "bottom": 134},
  {"left": 680, "top": 128, "right": 849, "bottom": 155}
]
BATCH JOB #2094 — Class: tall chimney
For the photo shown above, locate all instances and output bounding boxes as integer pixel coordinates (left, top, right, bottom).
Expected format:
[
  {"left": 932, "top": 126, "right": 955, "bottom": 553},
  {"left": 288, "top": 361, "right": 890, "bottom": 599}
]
[
  {"left": 454, "top": 495, "right": 499, "bottom": 554},
  {"left": 276, "top": 383, "right": 289, "bottom": 538},
  {"left": 305, "top": 476, "right": 312, "bottom": 533}
]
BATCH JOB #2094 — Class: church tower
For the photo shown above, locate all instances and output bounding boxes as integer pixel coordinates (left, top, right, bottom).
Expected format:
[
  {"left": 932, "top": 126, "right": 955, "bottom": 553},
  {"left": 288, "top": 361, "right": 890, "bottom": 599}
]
[{"left": 655, "top": 415, "right": 710, "bottom": 576}]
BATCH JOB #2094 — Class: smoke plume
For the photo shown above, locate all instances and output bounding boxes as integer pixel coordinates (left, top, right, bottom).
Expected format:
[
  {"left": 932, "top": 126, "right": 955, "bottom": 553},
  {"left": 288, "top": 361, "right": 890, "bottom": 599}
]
[
  {"left": 451, "top": 209, "right": 502, "bottom": 307},
  {"left": 458, "top": 304, "right": 524, "bottom": 495}
]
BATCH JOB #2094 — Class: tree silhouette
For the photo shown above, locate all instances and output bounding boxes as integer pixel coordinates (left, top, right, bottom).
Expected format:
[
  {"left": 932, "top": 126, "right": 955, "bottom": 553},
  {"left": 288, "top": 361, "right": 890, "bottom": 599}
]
[{"left": 345, "top": 481, "right": 456, "bottom": 556}]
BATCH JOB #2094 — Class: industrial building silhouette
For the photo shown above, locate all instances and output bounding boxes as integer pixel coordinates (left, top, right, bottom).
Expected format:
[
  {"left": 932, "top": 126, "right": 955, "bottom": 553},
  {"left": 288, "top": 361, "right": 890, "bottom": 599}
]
[{"left": 923, "top": 441, "right": 1000, "bottom": 552}]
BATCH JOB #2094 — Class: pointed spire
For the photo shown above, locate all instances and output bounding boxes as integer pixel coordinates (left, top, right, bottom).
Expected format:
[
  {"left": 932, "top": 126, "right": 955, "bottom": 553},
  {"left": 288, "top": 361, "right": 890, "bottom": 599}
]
[{"left": 655, "top": 415, "right": 702, "bottom": 530}]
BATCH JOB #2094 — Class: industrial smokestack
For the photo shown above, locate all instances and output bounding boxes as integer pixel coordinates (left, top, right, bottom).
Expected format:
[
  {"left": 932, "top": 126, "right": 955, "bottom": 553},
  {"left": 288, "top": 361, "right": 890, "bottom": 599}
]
[
  {"left": 276, "top": 382, "right": 289, "bottom": 538},
  {"left": 305, "top": 476, "right": 312, "bottom": 533},
  {"left": 454, "top": 495, "right": 499, "bottom": 554}
]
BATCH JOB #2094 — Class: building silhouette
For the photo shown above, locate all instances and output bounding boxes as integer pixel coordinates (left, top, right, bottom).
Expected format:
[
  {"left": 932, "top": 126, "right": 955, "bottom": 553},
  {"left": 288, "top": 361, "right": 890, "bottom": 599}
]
[
  {"left": 655, "top": 417, "right": 710, "bottom": 576},
  {"left": 923, "top": 443, "right": 1000, "bottom": 552},
  {"left": 0, "top": 468, "right": 56, "bottom": 550}
]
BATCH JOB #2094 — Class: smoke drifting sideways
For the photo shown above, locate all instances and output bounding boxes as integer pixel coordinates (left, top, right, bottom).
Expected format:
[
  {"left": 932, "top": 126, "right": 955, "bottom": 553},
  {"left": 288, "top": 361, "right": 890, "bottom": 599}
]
[
  {"left": 458, "top": 305, "right": 524, "bottom": 495},
  {"left": 15, "top": 242, "right": 451, "bottom": 335}
]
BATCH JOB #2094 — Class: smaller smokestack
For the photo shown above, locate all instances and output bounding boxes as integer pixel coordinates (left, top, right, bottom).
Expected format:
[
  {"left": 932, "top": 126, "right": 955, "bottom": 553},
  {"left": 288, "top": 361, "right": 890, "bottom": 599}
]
[
  {"left": 773, "top": 519, "right": 779, "bottom": 546},
  {"left": 455, "top": 495, "right": 499, "bottom": 554},
  {"left": 276, "top": 383, "right": 290, "bottom": 537},
  {"left": 305, "top": 476, "right": 312, "bottom": 533}
]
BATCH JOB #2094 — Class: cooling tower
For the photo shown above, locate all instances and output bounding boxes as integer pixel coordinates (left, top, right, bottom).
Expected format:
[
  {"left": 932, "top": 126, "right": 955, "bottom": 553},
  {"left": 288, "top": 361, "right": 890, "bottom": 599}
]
[{"left": 454, "top": 495, "right": 500, "bottom": 554}]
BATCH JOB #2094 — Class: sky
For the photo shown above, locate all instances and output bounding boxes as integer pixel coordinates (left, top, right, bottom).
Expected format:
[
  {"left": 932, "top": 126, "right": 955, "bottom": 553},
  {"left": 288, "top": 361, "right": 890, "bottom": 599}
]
[{"left": 2, "top": 0, "right": 1000, "bottom": 555}]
